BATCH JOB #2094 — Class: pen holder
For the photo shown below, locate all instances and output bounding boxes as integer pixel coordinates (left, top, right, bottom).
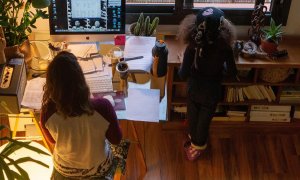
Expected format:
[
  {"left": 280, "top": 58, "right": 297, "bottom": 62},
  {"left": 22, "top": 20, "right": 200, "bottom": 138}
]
[{"left": 116, "top": 61, "right": 129, "bottom": 96}]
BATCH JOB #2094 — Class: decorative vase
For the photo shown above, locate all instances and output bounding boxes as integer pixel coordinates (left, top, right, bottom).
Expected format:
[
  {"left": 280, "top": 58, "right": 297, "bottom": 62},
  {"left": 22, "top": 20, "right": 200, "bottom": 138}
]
[{"left": 260, "top": 38, "right": 278, "bottom": 54}]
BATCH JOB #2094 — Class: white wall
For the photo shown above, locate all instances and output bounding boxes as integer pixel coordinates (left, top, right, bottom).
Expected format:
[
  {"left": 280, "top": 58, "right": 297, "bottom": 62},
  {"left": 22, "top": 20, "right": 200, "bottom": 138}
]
[
  {"left": 284, "top": 0, "right": 300, "bottom": 35},
  {"left": 32, "top": 0, "right": 300, "bottom": 40}
]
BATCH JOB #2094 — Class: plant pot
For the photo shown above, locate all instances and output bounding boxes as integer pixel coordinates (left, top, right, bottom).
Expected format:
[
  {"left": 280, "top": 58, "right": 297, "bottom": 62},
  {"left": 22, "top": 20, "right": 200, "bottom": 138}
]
[
  {"left": 260, "top": 38, "right": 278, "bottom": 54},
  {"left": 19, "top": 39, "right": 33, "bottom": 64}
]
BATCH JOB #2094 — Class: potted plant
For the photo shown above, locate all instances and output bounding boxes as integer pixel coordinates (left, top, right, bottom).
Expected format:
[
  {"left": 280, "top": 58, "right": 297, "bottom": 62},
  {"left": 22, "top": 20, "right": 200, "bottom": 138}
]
[
  {"left": 0, "top": 124, "right": 50, "bottom": 180},
  {"left": 0, "top": 0, "right": 50, "bottom": 62},
  {"left": 260, "top": 18, "right": 283, "bottom": 54},
  {"left": 129, "top": 13, "right": 159, "bottom": 36}
]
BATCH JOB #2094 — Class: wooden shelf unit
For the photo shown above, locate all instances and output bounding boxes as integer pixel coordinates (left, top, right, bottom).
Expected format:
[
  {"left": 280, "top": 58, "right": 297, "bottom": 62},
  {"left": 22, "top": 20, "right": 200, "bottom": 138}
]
[{"left": 165, "top": 36, "right": 300, "bottom": 125}]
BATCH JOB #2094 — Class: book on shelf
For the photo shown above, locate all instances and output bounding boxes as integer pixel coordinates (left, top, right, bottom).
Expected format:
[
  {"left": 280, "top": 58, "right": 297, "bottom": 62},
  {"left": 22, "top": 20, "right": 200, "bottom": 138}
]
[
  {"left": 249, "top": 116, "right": 291, "bottom": 122},
  {"left": 212, "top": 116, "right": 229, "bottom": 121},
  {"left": 226, "top": 85, "right": 275, "bottom": 102},
  {"left": 280, "top": 96, "right": 300, "bottom": 103},
  {"left": 250, "top": 111, "right": 290, "bottom": 118},
  {"left": 266, "top": 86, "right": 276, "bottom": 101},
  {"left": 251, "top": 105, "right": 291, "bottom": 112},
  {"left": 212, "top": 116, "right": 246, "bottom": 122},
  {"left": 281, "top": 86, "right": 300, "bottom": 96},
  {"left": 228, "top": 116, "right": 246, "bottom": 121},
  {"left": 227, "top": 110, "right": 246, "bottom": 117},
  {"left": 257, "top": 85, "right": 272, "bottom": 102},
  {"left": 293, "top": 106, "right": 300, "bottom": 119}
]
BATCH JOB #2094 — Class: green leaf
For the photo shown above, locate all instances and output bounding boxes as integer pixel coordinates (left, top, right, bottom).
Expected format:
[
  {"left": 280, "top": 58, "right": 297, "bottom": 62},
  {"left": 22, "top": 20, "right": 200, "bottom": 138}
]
[
  {"left": 10, "top": 157, "right": 49, "bottom": 168},
  {"left": 10, "top": 170, "right": 24, "bottom": 180},
  {"left": 0, "top": 166, "right": 4, "bottom": 180},
  {"left": 2, "top": 142, "right": 31, "bottom": 157},
  {"left": 5, "top": 156, "right": 29, "bottom": 180},
  {"left": 0, "top": 157, "right": 13, "bottom": 180},
  {"left": 1, "top": 137, "right": 50, "bottom": 156},
  {"left": 30, "top": 24, "right": 37, "bottom": 28}
]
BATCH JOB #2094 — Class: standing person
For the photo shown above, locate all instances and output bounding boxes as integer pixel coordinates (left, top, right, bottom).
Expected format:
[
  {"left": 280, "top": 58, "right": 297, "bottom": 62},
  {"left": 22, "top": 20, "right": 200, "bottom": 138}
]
[
  {"left": 40, "top": 51, "right": 122, "bottom": 179},
  {"left": 177, "top": 7, "right": 238, "bottom": 161}
]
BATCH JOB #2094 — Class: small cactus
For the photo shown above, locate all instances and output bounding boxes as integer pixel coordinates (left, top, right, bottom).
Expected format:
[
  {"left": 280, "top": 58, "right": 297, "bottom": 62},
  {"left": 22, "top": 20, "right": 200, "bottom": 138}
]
[
  {"left": 130, "top": 13, "right": 159, "bottom": 36},
  {"left": 149, "top": 17, "right": 159, "bottom": 36},
  {"left": 144, "top": 16, "right": 150, "bottom": 36},
  {"left": 134, "top": 22, "right": 141, "bottom": 36}
]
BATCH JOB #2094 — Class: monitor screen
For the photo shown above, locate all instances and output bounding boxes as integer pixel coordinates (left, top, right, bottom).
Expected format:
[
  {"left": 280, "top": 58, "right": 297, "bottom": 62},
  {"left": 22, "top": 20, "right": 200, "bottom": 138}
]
[{"left": 48, "top": 0, "right": 125, "bottom": 42}]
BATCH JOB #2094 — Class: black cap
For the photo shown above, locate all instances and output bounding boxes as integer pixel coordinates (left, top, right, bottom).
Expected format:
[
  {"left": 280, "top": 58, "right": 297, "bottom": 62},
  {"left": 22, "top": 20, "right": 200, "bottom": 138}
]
[{"left": 196, "top": 7, "right": 224, "bottom": 33}]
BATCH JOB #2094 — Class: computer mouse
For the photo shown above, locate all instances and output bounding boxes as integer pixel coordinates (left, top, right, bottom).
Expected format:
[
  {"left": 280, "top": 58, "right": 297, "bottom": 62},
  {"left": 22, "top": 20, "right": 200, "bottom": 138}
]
[
  {"left": 32, "top": 72, "right": 45, "bottom": 78},
  {"left": 103, "top": 95, "right": 115, "bottom": 107}
]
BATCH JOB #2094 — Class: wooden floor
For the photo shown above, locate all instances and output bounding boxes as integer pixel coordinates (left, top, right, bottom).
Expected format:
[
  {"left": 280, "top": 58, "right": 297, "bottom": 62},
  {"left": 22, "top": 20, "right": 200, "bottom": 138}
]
[
  {"left": 120, "top": 121, "right": 300, "bottom": 180},
  {"left": 1, "top": 115, "right": 300, "bottom": 180}
]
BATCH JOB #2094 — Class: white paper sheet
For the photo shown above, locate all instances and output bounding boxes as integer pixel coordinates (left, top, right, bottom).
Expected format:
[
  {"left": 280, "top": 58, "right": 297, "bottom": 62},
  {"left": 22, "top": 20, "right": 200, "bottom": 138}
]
[
  {"left": 21, "top": 77, "right": 46, "bottom": 110},
  {"left": 124, "top": 36, "right": 156, "bottom": 73},
  {"left": 78, "top": 60, "right": 97, "bottom": 73},
  {"left": 126, "top": 88, "right": 160, "bottom": 122},
  {"left": 68, "top": 43, "right": 98, "bottom": 58}
]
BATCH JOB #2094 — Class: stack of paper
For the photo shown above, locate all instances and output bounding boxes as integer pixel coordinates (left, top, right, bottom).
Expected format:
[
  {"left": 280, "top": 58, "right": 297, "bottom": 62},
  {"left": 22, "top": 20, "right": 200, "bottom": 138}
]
[
  {"left": 126, "top": 88, "right": 160, "bottom": 122},
  {"left": 68, "top": 43, "right": 98, "bottom": 58},
  {"left": 124, "top": 36, "right": 156, "bottom": 73},
  {"left": 83, "top": 56, "right": 113, "bottom": 93},
  {"left": 21, "top": 77, "right": 46, "bottom": 110}
]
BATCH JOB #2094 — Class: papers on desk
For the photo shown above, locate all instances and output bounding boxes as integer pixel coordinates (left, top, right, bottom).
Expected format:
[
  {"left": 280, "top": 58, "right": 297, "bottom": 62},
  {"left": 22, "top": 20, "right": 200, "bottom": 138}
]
[
  {"left": 83, "top": 56, "right": 113, "bottom": 93},
  {"left": 21, "top": 77, "right": 45, "bottom": 110},
  {"left": 124, "top": 36, "right": 156, "bottom": 73},
  {"left": 126, "top": 88, "right": 160, "bottom": 122},
  {"left": 78, "top": 57, "right": 103, "bottom": 74},
  {"left": 68, "top": 43, "right": 98, "bottom": 58}
]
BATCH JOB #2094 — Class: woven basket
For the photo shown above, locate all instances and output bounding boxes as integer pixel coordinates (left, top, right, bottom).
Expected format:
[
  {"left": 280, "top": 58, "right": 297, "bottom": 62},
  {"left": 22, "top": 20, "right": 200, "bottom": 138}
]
[{"left": 259, "top": 68, "right": 291, "bottom": 83}]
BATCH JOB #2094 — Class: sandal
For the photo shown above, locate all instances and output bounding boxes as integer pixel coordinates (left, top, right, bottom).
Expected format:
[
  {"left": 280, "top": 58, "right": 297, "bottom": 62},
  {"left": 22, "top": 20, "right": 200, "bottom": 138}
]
[{"left": 183, "top": 141, "right": 203, "bottom": 161}]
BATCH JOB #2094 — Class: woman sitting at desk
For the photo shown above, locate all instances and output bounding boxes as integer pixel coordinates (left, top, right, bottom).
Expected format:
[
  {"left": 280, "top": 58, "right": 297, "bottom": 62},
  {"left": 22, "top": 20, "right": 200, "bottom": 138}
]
[{"left": 40, "top": 51, "right": 122, "bottom": 179}]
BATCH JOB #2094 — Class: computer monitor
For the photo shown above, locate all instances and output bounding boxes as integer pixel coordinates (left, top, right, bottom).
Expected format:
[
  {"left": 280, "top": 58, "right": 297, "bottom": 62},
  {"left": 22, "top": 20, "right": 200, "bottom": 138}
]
[{"left": 48, "top": 0, "right": 125, "bottom": 42}]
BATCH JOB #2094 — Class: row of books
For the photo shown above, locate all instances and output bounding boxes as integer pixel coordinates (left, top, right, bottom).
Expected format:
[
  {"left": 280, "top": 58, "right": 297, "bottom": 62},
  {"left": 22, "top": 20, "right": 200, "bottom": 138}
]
[
  {"left": 280, "top": 86, "right": 300, "bottom": 103},
  {"left": 249, "top": 105, "right": 291, "bottom": 122},
  {"left": 173, "top": 105, "right": 297, "bottom": 122},
  {"left": 226, "top": 85, "right": 276, "bottom": 102}
]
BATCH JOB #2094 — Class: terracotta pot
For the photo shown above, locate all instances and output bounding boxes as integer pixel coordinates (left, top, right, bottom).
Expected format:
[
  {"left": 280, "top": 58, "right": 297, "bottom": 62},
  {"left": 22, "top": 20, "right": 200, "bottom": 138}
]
[
  {"left": 4, "top": 45, "right": 23, "bottom": 61},
  {"left": 4, "top": 39, "right": 32, "bottom": 63},
  {"left": 19, "top": 39, "right": 33, "bottom": 64},
  {"left": 260, "top": 38, "right": 278, "bottom": 54}
]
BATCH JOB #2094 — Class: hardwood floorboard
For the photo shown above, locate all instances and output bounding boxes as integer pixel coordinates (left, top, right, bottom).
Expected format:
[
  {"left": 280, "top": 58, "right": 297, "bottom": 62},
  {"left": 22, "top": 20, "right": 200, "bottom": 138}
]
[
  {"left": 1, "top": 115, "right": 300, "bottom": 180},
  {"left": 120, "top": 122, "right": 300, "bottom": 180}
]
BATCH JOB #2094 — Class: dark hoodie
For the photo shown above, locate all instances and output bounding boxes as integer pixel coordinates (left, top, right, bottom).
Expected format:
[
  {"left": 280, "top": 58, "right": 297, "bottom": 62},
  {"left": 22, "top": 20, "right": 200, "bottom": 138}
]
[{"left": 178, "top": 7, "right": 237, "bottom": 82}]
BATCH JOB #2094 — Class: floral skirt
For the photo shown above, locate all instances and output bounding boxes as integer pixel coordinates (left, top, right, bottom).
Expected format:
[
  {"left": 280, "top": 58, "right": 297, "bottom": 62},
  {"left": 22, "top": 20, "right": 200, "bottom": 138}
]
[{"left": 51, "top": 139, "right": 130, "bottom": 180}]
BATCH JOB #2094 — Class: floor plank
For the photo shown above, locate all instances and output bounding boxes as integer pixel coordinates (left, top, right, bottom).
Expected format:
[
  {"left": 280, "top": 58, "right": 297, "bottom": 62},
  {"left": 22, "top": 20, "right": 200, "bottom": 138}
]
[{"left": 120, "top": 121, "right": 300, "bottom": 180}]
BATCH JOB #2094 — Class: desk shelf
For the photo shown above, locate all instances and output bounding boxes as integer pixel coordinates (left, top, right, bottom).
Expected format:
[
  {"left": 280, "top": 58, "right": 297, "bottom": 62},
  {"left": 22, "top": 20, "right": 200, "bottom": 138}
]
[{"left": 166, "top": 36, "right": 300, "bottom": 126}]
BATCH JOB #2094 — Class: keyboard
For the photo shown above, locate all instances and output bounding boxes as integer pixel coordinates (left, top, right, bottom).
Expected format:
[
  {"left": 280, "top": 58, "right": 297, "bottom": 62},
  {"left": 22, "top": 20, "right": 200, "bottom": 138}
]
[{"left": 86, "top": 77, "right": 113, "bottom": 93}]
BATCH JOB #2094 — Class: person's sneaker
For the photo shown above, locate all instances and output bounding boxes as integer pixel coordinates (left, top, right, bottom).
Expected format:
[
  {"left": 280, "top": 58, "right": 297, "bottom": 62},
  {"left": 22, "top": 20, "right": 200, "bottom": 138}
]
[{"left": 183, "top": 141, "right": 203, "bottom": 161}]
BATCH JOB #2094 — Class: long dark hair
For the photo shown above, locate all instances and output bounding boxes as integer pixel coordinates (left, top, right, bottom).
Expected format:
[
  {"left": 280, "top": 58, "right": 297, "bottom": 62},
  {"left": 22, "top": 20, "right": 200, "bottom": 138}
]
[{"left": 42, "top": 51, "right": 93, "bottom": 118}]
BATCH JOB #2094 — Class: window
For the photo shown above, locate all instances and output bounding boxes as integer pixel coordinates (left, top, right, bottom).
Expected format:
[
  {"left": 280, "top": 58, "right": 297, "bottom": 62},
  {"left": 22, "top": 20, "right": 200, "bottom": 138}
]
[{"left": 126, "top": 0, "right": 292, "bottom": 25}]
